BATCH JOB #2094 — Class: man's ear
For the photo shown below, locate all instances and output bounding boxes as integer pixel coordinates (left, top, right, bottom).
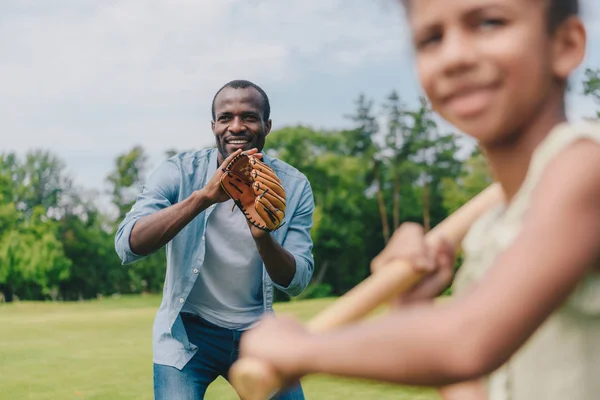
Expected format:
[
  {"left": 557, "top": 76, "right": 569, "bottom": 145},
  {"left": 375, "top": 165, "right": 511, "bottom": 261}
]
[
  {"left": 265, "top": 119, "right": 272, "bottom": 136},
  {"left": 211, "top": 120, "right": 216, "bottom": 132},
  {"left": 552, "top": 16, "right": 587, "bottom": 81}
]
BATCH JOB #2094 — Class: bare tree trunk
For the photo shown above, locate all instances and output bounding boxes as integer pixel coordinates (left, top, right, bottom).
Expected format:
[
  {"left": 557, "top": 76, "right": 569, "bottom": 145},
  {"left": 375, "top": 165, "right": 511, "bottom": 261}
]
[
  {"left": 0, "top": 285, "right": 14, "bottom": 303},
  {"left": 393, "top": 171, "right": 400, "bottom": 229},
  {"left": 313, "top": 261, "right": 329, "bottom": 285},
  {"left": 423, "top": 181, "right": 430, "bottom": 232},
  {"left": 297, "top": 261, "right": 331, "bottom": 300},
  {"left": 376, "top": 170, "right": 390, "bottom": 243}
]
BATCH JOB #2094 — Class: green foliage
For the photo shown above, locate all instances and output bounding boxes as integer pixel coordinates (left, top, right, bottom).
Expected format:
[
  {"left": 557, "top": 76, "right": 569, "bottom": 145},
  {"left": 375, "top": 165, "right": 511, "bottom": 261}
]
[
  {"left": 3, "top": 68, "right": 596, "bottom": 302},
  {"left": 583, "top": 68, "right": 600, "bottom": 119},
  {"left": 295, "top": 283, "right": 334, "bottom": 300},
  {"left": 267, "top": 126, "right": 382, "bottom": 296},
  {"left": 441, "top": 148, "right": 493, "bottom": 213},
  {"left": 0, "top": 151, "right": 74, "bottom": 301},
  {"left": 0, "top": 217, "right": 71, "bottom": 301},
  {"left": 106, "top": 145, "right": 148, "bottom": 221},
  {"left": 0, "top": 147, "right": 161, "bottom": 302}
]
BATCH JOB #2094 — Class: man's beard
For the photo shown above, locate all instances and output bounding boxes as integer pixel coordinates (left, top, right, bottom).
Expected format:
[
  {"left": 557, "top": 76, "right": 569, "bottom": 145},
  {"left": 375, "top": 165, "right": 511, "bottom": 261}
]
[{"left": 216, "top": 139, "right": 229, "bottom": 162}]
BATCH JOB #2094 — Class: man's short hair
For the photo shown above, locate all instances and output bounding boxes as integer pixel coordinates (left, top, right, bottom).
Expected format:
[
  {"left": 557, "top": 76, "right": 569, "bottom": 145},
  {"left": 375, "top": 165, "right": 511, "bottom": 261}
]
[{"left": 211, "top": 80, "right": 271, "bottom": 121}]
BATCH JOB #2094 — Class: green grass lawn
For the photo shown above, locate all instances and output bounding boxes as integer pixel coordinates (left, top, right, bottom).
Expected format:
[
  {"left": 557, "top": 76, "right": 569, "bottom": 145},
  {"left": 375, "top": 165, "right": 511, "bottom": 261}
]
[{"left": 0, "top": 295, "right": 439, "bottom": 400}]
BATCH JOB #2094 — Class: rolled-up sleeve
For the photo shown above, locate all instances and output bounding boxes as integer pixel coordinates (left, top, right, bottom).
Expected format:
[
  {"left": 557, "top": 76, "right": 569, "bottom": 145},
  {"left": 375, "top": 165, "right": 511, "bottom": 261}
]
[
  {"left": 272, "top": 179, "right": 315, "bottom": 296},
  {"left": 114, "top": 159, "right": 180, "bottom": 265}
]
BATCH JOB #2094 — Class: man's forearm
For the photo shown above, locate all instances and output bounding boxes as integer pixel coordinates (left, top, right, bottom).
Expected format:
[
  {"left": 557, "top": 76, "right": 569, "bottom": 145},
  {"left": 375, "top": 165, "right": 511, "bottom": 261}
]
[
  {"left": 254, "top": 234, "right": 296, "bottom": 287},
  {"left": 130, "top": 190, "right": 213, "bottom": 256}
]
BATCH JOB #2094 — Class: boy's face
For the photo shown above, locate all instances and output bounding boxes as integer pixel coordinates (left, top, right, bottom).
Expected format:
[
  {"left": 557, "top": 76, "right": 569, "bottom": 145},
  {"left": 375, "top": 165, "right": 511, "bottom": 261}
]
[{"left": 408, "top": 0, "right": 579, "bottom": 146}]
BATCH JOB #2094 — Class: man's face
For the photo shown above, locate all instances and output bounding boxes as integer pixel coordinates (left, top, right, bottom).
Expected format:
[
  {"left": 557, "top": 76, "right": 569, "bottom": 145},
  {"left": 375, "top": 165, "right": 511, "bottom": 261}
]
[
  {"left": 211, "top": 87, "right": 271, "bottom": 163},
  {"left": 409, "top": 0, "right": 557, "bottom": 146}
]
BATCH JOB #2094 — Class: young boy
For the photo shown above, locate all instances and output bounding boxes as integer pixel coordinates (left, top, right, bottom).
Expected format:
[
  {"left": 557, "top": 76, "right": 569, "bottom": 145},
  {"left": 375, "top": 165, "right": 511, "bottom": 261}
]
[{"left": 237, "top": 0, "right": 600, "bottom": 399}]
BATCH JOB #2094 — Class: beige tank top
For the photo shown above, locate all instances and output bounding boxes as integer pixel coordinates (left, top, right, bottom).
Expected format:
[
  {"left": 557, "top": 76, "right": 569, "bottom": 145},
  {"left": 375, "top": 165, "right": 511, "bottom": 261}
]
[{"left": 453, "top": 121, "right": 600, "bottom": 400}]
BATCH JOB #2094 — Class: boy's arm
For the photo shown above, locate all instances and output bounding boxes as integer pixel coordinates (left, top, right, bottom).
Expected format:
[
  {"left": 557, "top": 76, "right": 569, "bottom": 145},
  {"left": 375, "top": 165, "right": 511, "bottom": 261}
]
[
  {"left": 240, "top": 140, "right": 600, "bottom": 386},
  {"left": 439, "top": 381, "right": 487, "bottom": 400}
]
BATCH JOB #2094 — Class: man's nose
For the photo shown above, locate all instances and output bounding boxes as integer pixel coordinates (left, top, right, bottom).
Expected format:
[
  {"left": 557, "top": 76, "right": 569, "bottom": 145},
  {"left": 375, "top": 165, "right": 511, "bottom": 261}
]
[{"left": 228, "top": 117, "right": 245, "bottom": 133}]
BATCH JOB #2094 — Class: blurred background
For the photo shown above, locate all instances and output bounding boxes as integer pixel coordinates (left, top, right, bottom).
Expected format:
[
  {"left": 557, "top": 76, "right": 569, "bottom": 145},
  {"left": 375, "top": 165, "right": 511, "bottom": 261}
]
[{"left": 1, "top": 1, "right": 599, "bottom": 399}]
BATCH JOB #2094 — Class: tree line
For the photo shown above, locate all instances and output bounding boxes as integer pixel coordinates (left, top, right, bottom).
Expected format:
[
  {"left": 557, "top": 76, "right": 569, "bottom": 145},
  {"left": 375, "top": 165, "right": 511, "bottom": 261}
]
[{"left": 1, "top": 69, "right": 599, "bottom": 303}]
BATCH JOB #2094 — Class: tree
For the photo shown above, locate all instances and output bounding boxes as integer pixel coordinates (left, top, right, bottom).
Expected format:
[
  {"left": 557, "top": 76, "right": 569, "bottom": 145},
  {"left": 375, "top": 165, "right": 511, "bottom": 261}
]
[
  {"left": 382, "top": 91, "right": 420, "bottom": 230},
  {"left": 0, "top": 153, "right": 19, "bottom": 206},
  {"left": 18, "top": 150, "right": 74, "bottom": 217},
  {"left": 583, "top": 68, "right": 600, "bottom": 119},
  {"left": 0, "top": 150, "right": 75, "bottom": 219},
  {"left": 58, "top": 197, "right": 120, "bottom": 300},
  {"left": 106, "top": 146, "right": 148, "bottom": 222},
  {"left": 105, "top": 145, "right": 167, "bottom": 296},
  {"left": 0, "top": 150, "right": 74, "bottom": 301},
  {"left": 0, "top": 207, "right": 71, "bottom": 301},
  {"left": 441, "top": 147, "right": 493, "bottom": 213},
  {"left": 404, "top": 97, "right": 462, "bottom": 231},
  {"left": 346, "top": 94, "right": 390, "bottom": 243},
  {"left": 266, "top": 126, "right": 382, "bottom": 296}
]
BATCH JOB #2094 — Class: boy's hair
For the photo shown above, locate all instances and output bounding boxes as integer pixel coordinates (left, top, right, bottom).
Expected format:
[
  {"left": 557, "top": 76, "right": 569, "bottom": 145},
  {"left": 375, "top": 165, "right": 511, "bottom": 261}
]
[
  {"left": 400, "top": 0, "right": 579, "bottom": 32},
  {"left": 547, "top": 0, "right": 579, "bottom": 31}
]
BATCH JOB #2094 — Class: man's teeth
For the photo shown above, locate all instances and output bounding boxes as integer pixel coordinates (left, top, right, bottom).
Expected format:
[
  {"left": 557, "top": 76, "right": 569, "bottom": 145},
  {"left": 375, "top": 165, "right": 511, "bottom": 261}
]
[{"left": 229, "top": 140, "right": 249, "bottom": 144}]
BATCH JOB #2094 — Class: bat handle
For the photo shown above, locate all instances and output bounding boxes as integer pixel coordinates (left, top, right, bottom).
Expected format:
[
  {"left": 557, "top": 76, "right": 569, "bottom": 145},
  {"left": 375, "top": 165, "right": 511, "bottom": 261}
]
[{"left": 230, "top": 359, "right": 282, "bottom": 400}]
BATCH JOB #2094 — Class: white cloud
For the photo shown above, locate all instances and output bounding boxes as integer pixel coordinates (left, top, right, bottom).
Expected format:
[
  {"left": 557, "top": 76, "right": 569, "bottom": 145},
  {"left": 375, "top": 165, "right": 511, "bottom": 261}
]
[
  {"left": 0, "top": 0, "right": 409, "bottom": 190},
  {"left": 0, "top": 0, "right": 407, "bottom": 109},
  {"left": 0, "top": 0, "right": 599, "bottom": 207}
]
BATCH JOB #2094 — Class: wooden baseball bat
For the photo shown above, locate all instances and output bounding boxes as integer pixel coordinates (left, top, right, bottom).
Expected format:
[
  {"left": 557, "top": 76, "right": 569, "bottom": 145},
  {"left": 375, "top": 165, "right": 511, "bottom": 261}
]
[{"left": 229, "top": 183, "right": 504, "bottom": 400}]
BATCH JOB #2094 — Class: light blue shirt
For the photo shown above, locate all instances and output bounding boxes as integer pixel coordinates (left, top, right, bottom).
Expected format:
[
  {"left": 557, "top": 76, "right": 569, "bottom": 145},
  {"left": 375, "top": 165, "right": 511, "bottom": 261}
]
[{"left": 114, "top": 148, "right": 315, "bottom": 369}]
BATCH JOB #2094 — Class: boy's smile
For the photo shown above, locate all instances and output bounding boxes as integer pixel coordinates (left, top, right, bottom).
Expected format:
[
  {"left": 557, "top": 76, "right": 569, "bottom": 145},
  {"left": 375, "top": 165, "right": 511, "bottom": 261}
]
[{"left": 439, "top": 81, "right": 501, "bottom": 120}]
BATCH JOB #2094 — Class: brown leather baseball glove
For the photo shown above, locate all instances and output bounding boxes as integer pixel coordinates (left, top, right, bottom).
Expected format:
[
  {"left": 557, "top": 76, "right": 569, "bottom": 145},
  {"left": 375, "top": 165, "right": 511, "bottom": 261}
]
[{"left": 219, "top": 152, "right": 286, "bottom": 232}]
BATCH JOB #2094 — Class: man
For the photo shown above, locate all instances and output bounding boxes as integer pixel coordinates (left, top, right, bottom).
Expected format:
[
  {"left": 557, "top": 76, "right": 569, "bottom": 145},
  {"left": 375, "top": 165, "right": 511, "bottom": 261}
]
[{"left": 115, "top": 80, "right": 314, "bottom": 399}]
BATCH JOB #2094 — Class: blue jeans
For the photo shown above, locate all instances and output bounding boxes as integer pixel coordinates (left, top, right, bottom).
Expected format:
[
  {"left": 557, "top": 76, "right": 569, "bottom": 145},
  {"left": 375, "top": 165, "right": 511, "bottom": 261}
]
[{"left": 154, "top": 312, "right": 305, "bottom": 400}]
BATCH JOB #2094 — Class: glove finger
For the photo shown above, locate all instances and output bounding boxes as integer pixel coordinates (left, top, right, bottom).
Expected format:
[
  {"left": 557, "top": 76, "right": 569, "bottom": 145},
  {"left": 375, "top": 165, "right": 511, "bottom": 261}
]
[
  {"left": 245, "top": 206, "right": 270, "bottom": 232},
  {"left": 250, "top": 158, "right": 279, "bottom": 180},
  {"left": 256, "top": 196, "right": 284, "bottom": 230},
  {"left": 220, "top": 171, "right": 252, "bottom": 199},
  {"left": 251, "top": 168, "right": 282, "bottom": 187},
  {"left": 252, "top": 170, "right": 286, "bottom": 200},
  {"left": 253, "top": 182, "right": 286, "bottom": 211},
  {"left": 253, "top": 180, "right": 286, "bottom": 208}
]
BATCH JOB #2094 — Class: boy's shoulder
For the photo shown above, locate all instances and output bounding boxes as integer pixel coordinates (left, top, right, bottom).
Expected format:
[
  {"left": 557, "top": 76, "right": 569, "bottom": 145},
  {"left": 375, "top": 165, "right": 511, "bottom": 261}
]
[{"left": 531, "top": 120, "right": 600, "bottom": 171}]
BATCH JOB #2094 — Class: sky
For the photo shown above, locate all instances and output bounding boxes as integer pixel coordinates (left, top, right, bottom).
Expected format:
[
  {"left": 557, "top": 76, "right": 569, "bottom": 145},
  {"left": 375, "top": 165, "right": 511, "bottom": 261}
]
[{"left": 1, "top": 0, "right": 600, "bottom": 212}]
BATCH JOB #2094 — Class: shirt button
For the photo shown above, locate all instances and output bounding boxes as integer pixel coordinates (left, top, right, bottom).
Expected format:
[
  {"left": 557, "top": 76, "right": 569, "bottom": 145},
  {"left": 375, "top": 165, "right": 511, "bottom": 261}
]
[
  {"left": 202, "top": 235, "right": 205, "bottom": 241},
  {"left": 179, "top": 298, "right": 184, "bottom": 304},
  {"left": 193, "top": 268, "right": 199, "bottom": 274}
]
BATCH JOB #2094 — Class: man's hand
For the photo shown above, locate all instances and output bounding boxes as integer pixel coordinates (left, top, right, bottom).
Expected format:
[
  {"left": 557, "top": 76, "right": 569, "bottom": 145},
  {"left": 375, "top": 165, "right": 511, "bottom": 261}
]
[
  {"left": 200, "top": 148, "right": 261, "bottom": 205},
  {"left": 370, "top": 223, "right": 456, "bottom": 307}
]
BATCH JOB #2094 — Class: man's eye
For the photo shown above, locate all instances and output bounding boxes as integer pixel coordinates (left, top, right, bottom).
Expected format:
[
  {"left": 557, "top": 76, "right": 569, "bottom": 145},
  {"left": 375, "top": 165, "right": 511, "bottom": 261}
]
[{"left": 219, "top": 116, "right": 231, "bottom": 122}]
